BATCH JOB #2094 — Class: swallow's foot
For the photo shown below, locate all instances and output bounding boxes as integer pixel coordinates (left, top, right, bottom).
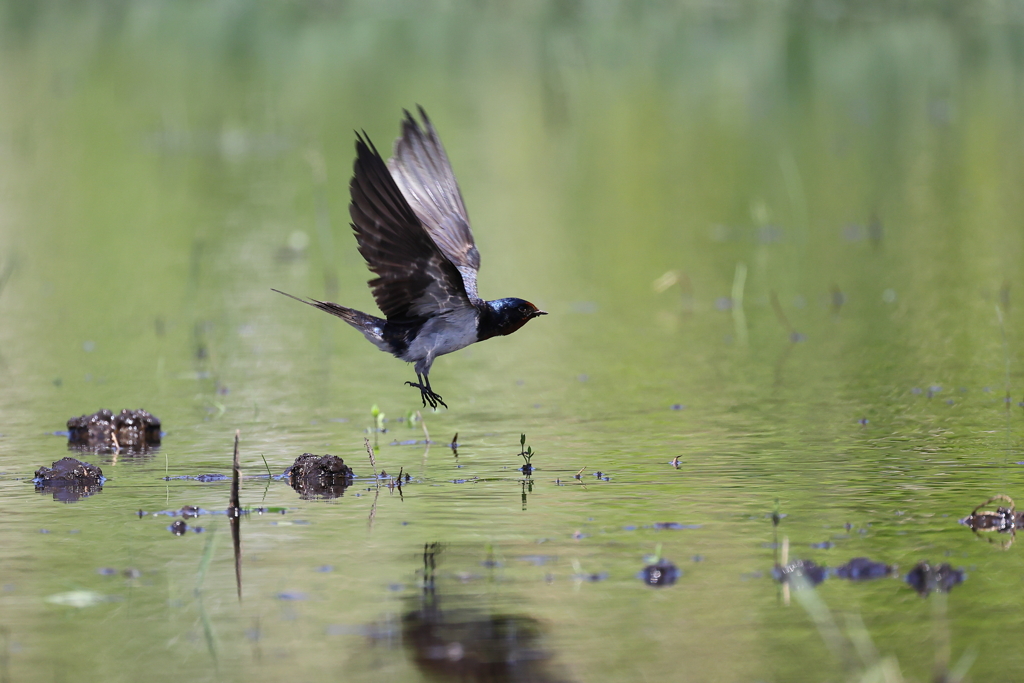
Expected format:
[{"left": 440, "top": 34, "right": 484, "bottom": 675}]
[{"left": 405, "top": 381, "right": 448, "bottom": 410}]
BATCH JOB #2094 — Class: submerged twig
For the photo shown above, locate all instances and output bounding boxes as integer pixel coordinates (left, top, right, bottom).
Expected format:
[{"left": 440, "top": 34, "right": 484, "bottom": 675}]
[{"left": 417, "top": 410, "right": 429, "bottom": 443}]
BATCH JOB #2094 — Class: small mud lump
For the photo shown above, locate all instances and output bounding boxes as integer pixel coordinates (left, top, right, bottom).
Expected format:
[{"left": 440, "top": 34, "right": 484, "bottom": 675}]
[
  {"left": 772, "top": 559, "right": 827, "bottom": 587},
  {"left": 67, "top": 409, "right": 161, "bottom": 453},
  {"left": 639, "top": 559, "right": 681, "bottom": 587},
  {"left": 835, "top": 557, "right": 896, "bottom": 581},
  {"left": 286, "top": 454, "right": 354, "bottom": 500},
  {"left": 905, "top": 562, "right": 965, "bottom": 597},
  {"left": 34, "top": 457, "right": 104, "bottom": 503}
]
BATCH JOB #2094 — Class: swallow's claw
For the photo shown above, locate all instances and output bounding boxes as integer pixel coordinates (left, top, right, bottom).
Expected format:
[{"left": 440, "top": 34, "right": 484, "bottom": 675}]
[{"left": 405, "top": 381, "right": 448, "bottom": 410}]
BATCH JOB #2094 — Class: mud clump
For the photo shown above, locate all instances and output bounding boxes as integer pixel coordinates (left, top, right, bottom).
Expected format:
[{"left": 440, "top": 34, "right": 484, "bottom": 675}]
[
  {"left": 639, "top": 559, "right": 681, "bottom": 587},
  {"left": 772, "top": 559, "right": 827, "bottom": 587},
  {"left": 67, "top": 409, "right": 161, "bottom": 453},
  {"left": 286, "top": 454, "right": 354, "bottom": 500},
  {"left": 905, "top": 562, "right": 965, "bottom": 597},
  {"left": 34, "top": 457, "right": 104, "bottom": 503},
  {"left": 835, "top": 557, "right": 896, "bottom": 581}
]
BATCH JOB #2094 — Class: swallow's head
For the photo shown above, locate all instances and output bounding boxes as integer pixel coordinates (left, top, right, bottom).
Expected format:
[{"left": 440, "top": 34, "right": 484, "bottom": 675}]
[{"left": 485, "top": 298, "right": 547, "bottom": 337}]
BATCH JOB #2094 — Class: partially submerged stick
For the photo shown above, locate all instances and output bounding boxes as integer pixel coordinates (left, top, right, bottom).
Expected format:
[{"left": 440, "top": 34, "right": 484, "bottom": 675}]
[
  {"left": 230, "top": 430, "right": 242, "bottom": 601},
  {"left": 230, "top": 430, "right": 241, "bottom": 512}
]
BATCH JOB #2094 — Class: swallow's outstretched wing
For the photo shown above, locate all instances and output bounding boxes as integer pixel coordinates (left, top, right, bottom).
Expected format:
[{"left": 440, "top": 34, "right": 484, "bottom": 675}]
[
  {"left": 349, "top": 134, "right": 471, "bottom": 321},
  {"left": 388, "top": 107, "right": 482, "bottom": 303}
]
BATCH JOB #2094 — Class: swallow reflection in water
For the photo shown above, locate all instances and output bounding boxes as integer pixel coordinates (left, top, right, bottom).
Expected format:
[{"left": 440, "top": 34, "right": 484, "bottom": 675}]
[{"left": 275, "top": 107, "right": 546, "bottom": 409}]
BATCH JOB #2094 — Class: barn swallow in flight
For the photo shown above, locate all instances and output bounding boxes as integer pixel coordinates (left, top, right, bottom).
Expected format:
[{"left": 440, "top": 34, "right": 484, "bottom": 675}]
[{"left": 274, "top": 107, "right": 546, "bottom": 409}]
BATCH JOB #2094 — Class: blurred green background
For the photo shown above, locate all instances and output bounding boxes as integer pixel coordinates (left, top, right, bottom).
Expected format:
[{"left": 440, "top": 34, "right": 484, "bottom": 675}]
[{"left": 2, "top": 1, "right": 1024, "bottom": 681}]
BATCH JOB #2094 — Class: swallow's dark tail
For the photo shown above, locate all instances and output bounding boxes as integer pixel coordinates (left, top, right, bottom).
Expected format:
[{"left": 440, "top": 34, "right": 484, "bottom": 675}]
[{"left": 271, "top": 289, "right": 388, "bottom": 348}]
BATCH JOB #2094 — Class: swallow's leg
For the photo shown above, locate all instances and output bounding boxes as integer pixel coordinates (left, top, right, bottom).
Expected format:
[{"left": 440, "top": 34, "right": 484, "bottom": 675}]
[{"left": 405, "top": 373, "right": 448, "bottom": 410}]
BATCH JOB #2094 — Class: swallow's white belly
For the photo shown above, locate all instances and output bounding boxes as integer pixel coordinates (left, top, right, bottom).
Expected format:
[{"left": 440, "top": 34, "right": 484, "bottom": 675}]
[{"left": 401, "top": 306, "right": 480, "bottom": 365}]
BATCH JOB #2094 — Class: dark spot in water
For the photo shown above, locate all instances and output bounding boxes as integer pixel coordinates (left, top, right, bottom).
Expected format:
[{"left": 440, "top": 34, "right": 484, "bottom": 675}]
[
  {"left": 577, "top": 374, "right": 589, "bottom": 382},
  {"left": 773, "top": 559, "right": 826, "bottom": 587},
  {"left": 945, "top": 399, "right": 955, "bottom": 406},
  {"left": 575, "top": 572, "right": 608, "bottom": 582},
  {"left": 276, "top": 592, "right": 307, "bottom": 601},
  {"left": 53, "top": 378, "right": 62, "bottom": 387},
  {"left": 651, "top": 522, "right": 702, "bottom": 530},
  {"left": 122, "top": 568, "right": 141, "bottom": 579},
  {"left": 97, "top": 567, "right": 117, "bottom": 576},
  {"left": 316, "top": 565, "right": 334, "bottom": 573},
  {"left": 904, "top": 562, "right": 965, "bottom": 597},
  {"left": 715, "top": 297, "right": 733, "bottom": 311},
  {"left": 670, "top": 404, "right": 685, "bottom": 410},
  {"left": 622, "top": 525, "right": 637, "bottom": 531},
  {"left": 790, "top": 332, "right": 807, "bottom": 342},
  {"left": 911, "top": 387, "right": 923, "bottom": 394},
  {"left": 834, "top": 557, "right": 894, "bottom": 581},
  {"left": 692, "top": 555, "right": 704, "bottom": 563},
  {"left": 39, "top": 529, "right": 49, "bottom": 534},
  {"left": 858, "top": 418, "right": 869, "bottom": 425},
  {"left": 639, "top": 560, "right": 680, "bottom": 587},
  {"left": 810, "top": 541, "right": 834, "bottom": 549}
]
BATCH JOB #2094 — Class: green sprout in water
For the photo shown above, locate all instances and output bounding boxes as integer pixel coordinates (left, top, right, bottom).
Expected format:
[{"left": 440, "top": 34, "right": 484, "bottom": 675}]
[
  {"left": 371, "top": 404, "right": 386, "bottom": 432},
  {"left": 519, "top": 433, "right": 534, "bottom": 464}
]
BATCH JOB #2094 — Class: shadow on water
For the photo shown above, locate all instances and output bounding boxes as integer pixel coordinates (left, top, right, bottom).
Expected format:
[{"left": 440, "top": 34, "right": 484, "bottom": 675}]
[{"left": 402, "top": 543, "right": 570, "bottom": 683}]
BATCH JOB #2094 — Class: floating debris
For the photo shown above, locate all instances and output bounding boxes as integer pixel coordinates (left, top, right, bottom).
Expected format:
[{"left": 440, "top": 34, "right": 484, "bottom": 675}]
[
  {"left": 904, "top": 562, "right": 965, "bottom": 597},
  {"left": 67, "top": 408, "right": 161, "bottom": 453},
  {"left": 651, "top": 522, "right": 702, "bottom": 531},
  {"left": 285, "top": 453, "right": 354, "bottom": 500},
  {"left": 162, "top": 473, "right": 231, "bottom": 482},
  {"left": 33, "top": 457, "right": 104, "bottom": 502},
  {"left": 834, "top": 557, "right": 896, "bottom": 581},
  {"left": 639, "top": 559, "right": 681, "bottom": 587}
]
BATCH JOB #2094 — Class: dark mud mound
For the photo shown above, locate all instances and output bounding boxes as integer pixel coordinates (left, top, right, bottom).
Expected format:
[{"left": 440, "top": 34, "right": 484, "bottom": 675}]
[
  {"left": 67, "top": 409, "right": 161, "bottom": 453},
  {"left": 286, "top": 454, "right": 354, "bottom": 499},
  {"left": 34, "top": 457, "right": 104, "bottom": 502}
]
